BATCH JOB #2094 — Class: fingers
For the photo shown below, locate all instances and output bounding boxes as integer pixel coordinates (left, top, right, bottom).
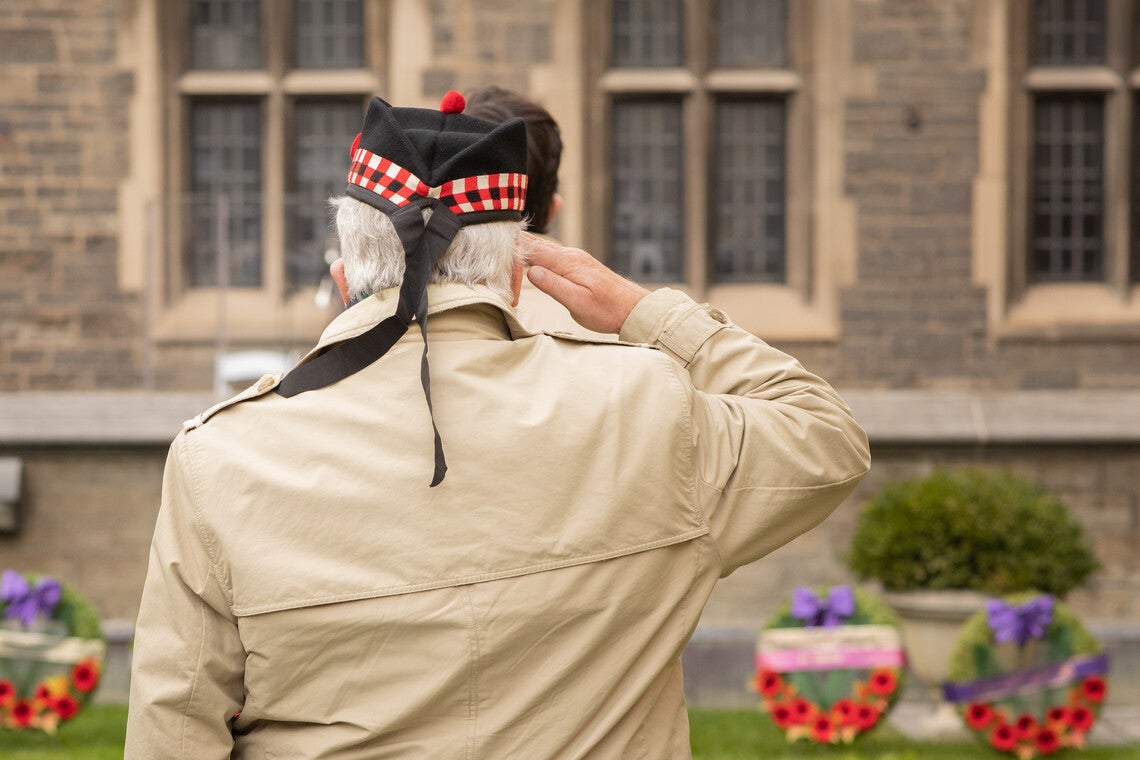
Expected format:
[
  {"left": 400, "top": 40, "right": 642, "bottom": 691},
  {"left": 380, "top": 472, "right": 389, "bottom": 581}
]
[
  {"left": 516, "top": 232, "right": 650, "bottom": 334},
  {"left": 518, "top": 232, "right": 583, "bottom": 276},
  {"left": 527, "top": 262, "right": 591, "bottom": 308},
  {"left": 518, "top": 232, "right": 609, "bottom": 289}
]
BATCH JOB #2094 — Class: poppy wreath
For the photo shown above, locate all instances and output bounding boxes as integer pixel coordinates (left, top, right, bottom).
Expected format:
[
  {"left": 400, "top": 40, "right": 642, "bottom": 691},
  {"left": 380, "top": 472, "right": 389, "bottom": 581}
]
[
  {"left": 0, "top": 569, "right": 106, "bottom": 733},
  {"left": 754, "top": 585, "right": 906, "bottom": 744},
  {"left": 943, "top": 592, "right": 1108, "bottom": 758}
]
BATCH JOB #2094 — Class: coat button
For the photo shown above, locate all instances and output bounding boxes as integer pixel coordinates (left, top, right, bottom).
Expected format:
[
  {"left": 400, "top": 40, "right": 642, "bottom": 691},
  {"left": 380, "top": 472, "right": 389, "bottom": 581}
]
[
  {"left": 256, "top": 374, "right": 278, "bottom": 392},
  {"left": 708, "top": 308, "right": 729, "bottom": 324}
]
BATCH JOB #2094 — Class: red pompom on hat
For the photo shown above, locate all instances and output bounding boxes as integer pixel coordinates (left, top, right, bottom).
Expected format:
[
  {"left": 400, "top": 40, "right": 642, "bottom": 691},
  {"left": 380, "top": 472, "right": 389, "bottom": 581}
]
[
  {"left": 349, "top": 132, "right": 361, "bottom": 159},
  {"left": 439, "top": 90, "right": 466, "bottom": 114}
]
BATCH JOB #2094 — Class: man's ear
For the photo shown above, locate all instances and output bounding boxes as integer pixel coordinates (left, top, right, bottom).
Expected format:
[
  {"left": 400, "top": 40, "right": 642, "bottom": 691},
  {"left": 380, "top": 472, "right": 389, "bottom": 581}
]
[
  {"left": 510, "top": 257, "right": 524, "bottom": 307},
  {"left": 546, "top": 193, "right": 564, "bottom": 228},
  {"left": 331, "top": 258, "right": 350, "bottom": 306}
]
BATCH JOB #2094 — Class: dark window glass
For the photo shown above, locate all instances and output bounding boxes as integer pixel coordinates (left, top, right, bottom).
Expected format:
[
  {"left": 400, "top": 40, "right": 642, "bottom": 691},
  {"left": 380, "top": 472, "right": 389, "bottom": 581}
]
[
  {"left": 1133, "top": 94, "right": 1140, "bottom": 282},
  {"left": 190, "top": 0, "right": 261, "bottom": 70},
  {"left": 295, "top": 0, "right": 364, "bottom": 69},
  {"left": 711, "top": 99, "right": 785, "bottom": 283},
  {"left": 611, "top": 100, "right": 684, "bottom": 281},
  {"left": 1135, "top": 11, "right": 1140, "bottom": 68},
  {"left": 287, "top": 99, "right": 362, "bottom": 289},
  {"left": 612, "top": 0, "right": 683, "bottom": 67},
  {"left": 716, "top": 0, "right": 786, "bottom": 67},
  {"left": 1031, "top": 0, "right": 1106, "bottom": 65},
  {"left": 1030, "top": 96, "right": 1104, "bottom": 282},
  {"left": 189, "top": 101, "right": 262, "bottom": 287}
]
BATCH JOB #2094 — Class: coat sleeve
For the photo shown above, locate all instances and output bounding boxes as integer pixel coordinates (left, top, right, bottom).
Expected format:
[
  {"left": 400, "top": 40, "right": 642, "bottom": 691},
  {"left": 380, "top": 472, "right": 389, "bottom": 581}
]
[
  {"left": 620, "top": 288, "right": 871, "bottom": 576},
  {"left": 125, "top": 433, "right": 244, "bottom": 759}
]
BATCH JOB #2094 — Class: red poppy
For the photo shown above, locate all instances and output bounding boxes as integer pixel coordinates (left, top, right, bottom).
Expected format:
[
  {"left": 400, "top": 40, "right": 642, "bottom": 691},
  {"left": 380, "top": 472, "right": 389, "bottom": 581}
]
[
  {"left": 831, "top": 698, "right": 858, "bottom": 726},
  {"left": 11, "top": 699, "right": 35, "bottom": 727},
  {"left": 868, "top": 668, "right": 898, "bottom": 696},
  {"left": 1045, "top": 706, "right": 1070, "bottom": 726},
  {"left": 1035, "top": 727, "right": 1060, "bottom": 754},
  {"left": 965, "top": 702, "right": 996, "bottom": 729},
  {"left": 990, "top": 722, "right": 1019, "bottom": 752},
  {"left": 1080, "top": 675, "right": 1107, "bottom": 704},
  {"left": 756, "top": 669, "right": 783, "bottom": 697},
  {"left": 811, "top": 714, "right": 835, "bottom": 743},
  {"left": 1069, "top": 705, "right": 1095, "bottom": 731},
  {"left": 0, "top": 679, "right": 14, "bottom": 706},
  {"left": 53, "top": 694, "right": 79, "bottom": 720},
  {"left": 71, "top": 660, "right": 99, "bottom": 693},
  {"left": 855, "top": 703, "right": 880, "bottom": 730},
  {"left": 789, "top": 697, "right": 814, "bottom": 725},
  {"left": 1015, "top": 712, "right": 1039, "bottom": 739},
  {"left": 33, "top": 684, "right": 52, "bottom": 704},
  {"left": 770, "top": 703, "right": 795, "bottom": 729}
]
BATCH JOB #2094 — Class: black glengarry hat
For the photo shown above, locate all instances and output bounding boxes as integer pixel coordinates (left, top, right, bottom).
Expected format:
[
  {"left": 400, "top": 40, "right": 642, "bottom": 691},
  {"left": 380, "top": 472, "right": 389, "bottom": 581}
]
[
  {"left": 276, "top": 91, "right": 529, "bottom": 487},
  {"left": 346, "top": 91, "right": 528, "bottom": 223}
]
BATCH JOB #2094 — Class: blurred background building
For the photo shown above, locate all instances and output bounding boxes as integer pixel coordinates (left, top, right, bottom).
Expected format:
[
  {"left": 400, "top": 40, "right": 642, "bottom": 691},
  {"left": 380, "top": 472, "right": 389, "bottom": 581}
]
[{"left": 1, "top": 0, "right": 1139, "bottom": 707}]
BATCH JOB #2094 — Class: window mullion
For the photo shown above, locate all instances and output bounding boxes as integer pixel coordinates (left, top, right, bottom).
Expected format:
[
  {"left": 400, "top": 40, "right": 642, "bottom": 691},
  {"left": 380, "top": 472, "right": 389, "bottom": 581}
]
[
  {"left": 1105, "top": 84, "right": 1130, "bottom": 292},
  {"left": 686, "top": 87, "right": 708, "bottom": 294},
  {"left": 1105, "top": 0, "right": 1131, "bottom": 292},
  {"left": 263, "top": 90, "right": 287, "bottom": 302},
  {"left": 686, "top": 0, "right": 708, "bottom": 294},
  {"left": 262, "top": 0, "right": 289, "bottom": 303}
]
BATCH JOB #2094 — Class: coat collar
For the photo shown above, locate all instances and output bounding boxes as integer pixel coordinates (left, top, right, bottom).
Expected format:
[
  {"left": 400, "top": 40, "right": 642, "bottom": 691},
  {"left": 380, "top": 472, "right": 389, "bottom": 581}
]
[{"left": 312, "top": 283, "right": 536, "bottom": 359}]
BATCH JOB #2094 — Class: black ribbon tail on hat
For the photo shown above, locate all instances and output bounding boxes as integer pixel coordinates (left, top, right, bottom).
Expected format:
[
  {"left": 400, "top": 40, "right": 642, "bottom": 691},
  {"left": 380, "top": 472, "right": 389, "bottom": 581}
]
[
  {"left": 401, "top": 204, "right": 462, "bottom": 487},
  {"left": 274, "top": 315, "right": 410, "bottom": 397},
  {"left": 275, "top": 201, "right": 463, "bottom": 487}
]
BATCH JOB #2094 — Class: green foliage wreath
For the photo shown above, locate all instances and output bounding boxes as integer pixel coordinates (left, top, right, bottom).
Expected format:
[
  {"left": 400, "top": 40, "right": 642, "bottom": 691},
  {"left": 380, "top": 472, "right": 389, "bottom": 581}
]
[
  {"left": 944, "top": 591, "right": 1107, "bottom": 757},
  {"left": 0, "top": 570, "right": 105, "bottom": 733},
  {"left": 755, "top": 586, "right": 905, "bottom": 745}
]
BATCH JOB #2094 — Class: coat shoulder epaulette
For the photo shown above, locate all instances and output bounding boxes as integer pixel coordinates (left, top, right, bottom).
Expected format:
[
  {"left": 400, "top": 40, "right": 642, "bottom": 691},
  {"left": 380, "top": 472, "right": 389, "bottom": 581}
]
[
  {"left": 541, "top": 330, "right": 657, "bottom": 350},
  {"left": 182, "top": 373, "right": 282, "bottom": 432}
]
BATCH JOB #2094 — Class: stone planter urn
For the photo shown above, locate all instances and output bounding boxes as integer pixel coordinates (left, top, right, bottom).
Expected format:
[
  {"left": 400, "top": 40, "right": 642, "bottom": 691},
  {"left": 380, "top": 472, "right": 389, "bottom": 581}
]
[{"left": 882, "top": 589, "right": 988, "bottom": 739}]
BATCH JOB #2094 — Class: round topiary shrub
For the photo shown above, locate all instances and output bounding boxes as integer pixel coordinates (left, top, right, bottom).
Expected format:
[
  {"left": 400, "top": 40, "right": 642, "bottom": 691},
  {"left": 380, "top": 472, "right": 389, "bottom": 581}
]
[{"left": 846, "top": 469, "right": 1099, "bottom": 597}]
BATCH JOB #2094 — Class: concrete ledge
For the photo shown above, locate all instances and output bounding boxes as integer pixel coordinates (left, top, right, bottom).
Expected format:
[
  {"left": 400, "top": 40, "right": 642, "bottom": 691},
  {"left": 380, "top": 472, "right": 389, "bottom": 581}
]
[
  {"left": 844, "top": 389, "right": 1140, "bottom": 445},
  {"left": 0, "top": 392, "right": 213, "bottom": 446},
  {"left": 3, "top": 389, "right": 1139, "bottom": 447}
]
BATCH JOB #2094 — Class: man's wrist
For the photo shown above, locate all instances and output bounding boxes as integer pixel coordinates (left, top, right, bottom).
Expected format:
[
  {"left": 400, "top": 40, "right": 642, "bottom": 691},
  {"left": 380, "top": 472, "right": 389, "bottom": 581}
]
[{"left": 619, "top": 288, "right": 733, "bottom": 365}]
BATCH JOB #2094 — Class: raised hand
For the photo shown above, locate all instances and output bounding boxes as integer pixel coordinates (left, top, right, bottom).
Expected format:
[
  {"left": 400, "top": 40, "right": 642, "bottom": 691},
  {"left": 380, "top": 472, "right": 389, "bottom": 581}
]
[{"left": 519, "top": 233, "right": 649, "bottom": 334}]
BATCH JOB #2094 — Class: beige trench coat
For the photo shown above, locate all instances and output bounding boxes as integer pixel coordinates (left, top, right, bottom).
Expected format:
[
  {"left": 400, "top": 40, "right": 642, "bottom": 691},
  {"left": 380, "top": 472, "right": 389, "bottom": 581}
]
[{"left": 126, "top": 284, "right": 870, "bottom": 759}]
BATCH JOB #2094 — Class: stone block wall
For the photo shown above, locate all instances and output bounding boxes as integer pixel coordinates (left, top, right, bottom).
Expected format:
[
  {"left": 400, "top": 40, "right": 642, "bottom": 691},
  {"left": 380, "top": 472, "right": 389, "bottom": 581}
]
[
  {"left": 0, "top": 0, "right": 144, "bottom": 391},
  {"left": 1, "top": 438, "right": 1133, "bottom": 650},
  {"left": 4, "top": 0, "right": 1138, "bottom": 394},
  {"left": 702, "top": 443, "right": 1140, "bottom": 630},
  {"left": 816, "top": 0, "right": 1140, "bottom": 389},
  {"left": 421, "top": 0, "right": 554, "bottom": 97},
  {"left": 0, "top": 446, "right": 167, "bottom": 621},
  {"left": 1, "top": 0, "right": 1139, "bottom": 682}
]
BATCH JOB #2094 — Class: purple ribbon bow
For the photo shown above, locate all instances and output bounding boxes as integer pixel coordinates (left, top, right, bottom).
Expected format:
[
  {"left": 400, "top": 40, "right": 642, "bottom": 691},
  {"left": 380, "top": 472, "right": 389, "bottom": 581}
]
[
  {"left": 791, "top": 585, "right": 856, "bottom": 628},
  {"left": 986, "top": 594, "right": 1054, "bottom": 647},
  {"left": 0, "top": 569, "right": 62, "bottom": 627}
]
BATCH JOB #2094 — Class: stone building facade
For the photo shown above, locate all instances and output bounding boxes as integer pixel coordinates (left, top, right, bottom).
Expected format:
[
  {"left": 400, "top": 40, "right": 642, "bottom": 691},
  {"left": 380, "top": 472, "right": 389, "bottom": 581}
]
[{"left": 1, "top": 0, "right": 1139, "bottom": 705}]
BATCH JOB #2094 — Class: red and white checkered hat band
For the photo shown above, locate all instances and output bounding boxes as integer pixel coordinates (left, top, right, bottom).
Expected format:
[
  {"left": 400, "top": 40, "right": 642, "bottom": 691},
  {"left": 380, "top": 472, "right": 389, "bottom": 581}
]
[{"left": 348, "top": 148, "right": 527, "bottom": 215}]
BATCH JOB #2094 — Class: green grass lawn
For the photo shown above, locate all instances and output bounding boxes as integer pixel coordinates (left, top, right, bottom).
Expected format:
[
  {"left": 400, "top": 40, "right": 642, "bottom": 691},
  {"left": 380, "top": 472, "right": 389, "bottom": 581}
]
[
  {"left": 689, "top": 710, "right": 1140, "bottom": 760},
  {"left": 1, "top": 705, "right": 128, "bottom": 760},
  {"left": 3, "top": 705, "right": 1140, "bottom": 759}
]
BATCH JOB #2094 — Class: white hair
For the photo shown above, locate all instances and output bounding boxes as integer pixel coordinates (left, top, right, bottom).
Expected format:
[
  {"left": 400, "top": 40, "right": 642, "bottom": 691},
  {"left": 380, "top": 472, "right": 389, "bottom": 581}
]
[{"left": 331, "top": 196, "right": 522, "bottom": 303}]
